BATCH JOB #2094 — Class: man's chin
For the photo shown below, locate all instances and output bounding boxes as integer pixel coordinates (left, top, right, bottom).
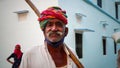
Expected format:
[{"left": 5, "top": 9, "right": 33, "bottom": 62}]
[
  {"left": 50, "top": 40, "right": 59, "bottom": 43},
  {"left": 49, "top": 39, "right": 60, "bottom": 43}
]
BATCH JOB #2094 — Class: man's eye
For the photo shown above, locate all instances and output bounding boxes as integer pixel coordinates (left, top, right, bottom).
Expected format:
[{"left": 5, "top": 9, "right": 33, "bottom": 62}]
[
  {"left": 56, "top": 22, "right": 63, "bottom": 27},
  {"left": 47, "top": 22, "right": 53, "bottom": 27}
]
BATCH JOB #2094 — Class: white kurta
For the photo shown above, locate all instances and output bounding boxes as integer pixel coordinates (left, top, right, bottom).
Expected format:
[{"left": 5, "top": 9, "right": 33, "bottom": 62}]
[{"left": 20, "top": 44, "right": 77, "bottom": 68}]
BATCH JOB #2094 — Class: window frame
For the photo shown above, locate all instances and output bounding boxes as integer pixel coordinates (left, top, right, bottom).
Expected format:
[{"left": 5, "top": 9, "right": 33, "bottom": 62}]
[{"left": 75, "top": 33, "right": 83, "bottom": 58}]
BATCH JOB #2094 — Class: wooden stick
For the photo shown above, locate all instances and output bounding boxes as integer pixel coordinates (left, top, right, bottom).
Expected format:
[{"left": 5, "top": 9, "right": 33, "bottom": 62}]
[
  {"left": 65, "top": 45, "right": 84, "bottom": 68},
  {"left": 25, "top": 0, "right": 40, "bottom": 17},
  {"left": 25, "top": 0, "right": 84, "bottom": 68}
]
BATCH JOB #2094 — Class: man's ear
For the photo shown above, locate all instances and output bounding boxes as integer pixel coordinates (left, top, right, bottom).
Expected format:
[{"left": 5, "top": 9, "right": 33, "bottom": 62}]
[{"left": 65, "top": 27, "right": 68, "bottom": 36}]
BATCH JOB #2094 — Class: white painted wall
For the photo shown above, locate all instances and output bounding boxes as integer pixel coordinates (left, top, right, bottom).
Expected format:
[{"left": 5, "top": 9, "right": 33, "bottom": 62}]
[
  {"left": 58, "top": 0, "right": 120, "bottom": 68},
  {"left": 90, "top": 0, "right": 116, "bottom": 18},
  {"left": 0, "top": 0, "right": 58, "bottom": 68},
  {"left": 102, "top": 0, "right": 116, "bottom": 18},
  {"left": 119, "top": 5, "right": 120, "bottom": 21}
]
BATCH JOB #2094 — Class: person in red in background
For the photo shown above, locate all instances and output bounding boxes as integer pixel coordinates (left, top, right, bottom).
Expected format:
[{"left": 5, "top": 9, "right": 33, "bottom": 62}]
[{"left": 7, "top": 44, "right": 23, "bottom": 68}]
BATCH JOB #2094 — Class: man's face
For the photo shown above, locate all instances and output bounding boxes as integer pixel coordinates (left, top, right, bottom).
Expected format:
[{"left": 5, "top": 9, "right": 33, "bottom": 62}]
[{"left": 44, "top": 19, "right": 67, "bottom": 43}]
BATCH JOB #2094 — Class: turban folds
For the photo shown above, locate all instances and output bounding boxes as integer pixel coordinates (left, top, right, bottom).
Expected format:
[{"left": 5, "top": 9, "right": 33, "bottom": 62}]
[{"left": 38, "top": 6, "right": 68, "bottom": 30}]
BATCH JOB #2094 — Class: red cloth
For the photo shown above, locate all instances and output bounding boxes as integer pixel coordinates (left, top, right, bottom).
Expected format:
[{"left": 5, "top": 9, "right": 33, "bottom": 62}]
[
  {"left": 14, "top": 44, "right": 22, "bottom": 59},
  {"left": 38, "top": 6, "right": 68, "bottom": 25},
  {"left": 38, "top": 9, "right": 67, "bottom": 24}
]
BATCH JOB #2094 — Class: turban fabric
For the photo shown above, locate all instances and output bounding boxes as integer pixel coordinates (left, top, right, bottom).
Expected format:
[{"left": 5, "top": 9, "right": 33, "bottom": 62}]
[{"left": 38, "top": 6, "right": 68, "bottom": 30}]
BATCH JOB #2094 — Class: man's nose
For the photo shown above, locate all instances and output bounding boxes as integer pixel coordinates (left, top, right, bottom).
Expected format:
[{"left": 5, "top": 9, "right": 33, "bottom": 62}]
[{"left": 51, "top": 25, "right": 58, "bottom": 31}]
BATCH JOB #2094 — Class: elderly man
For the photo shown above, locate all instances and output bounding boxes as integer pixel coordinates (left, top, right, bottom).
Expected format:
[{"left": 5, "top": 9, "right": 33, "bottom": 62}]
[{"left": 20, "top": 6, "right": 83, "bottom": 68}]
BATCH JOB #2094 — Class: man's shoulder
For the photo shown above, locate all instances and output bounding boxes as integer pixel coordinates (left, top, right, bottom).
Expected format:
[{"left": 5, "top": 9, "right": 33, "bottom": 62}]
[
  {"left": 29, "top": 45, "right": 43, "bottom": 50},
  {"left": 24, "top": 45, "right": 44, "bottom": 55}
]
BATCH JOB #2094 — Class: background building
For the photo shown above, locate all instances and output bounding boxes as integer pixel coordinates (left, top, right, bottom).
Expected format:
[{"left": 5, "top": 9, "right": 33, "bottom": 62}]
[{"left": 0, "top": 0, "right": 120, "bottom": 68}]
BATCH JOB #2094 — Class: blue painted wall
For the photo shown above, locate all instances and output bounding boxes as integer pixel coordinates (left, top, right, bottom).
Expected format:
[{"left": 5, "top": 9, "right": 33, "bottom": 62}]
[{"left": 58, "top": 0, "right": 120, "bottom": 68}]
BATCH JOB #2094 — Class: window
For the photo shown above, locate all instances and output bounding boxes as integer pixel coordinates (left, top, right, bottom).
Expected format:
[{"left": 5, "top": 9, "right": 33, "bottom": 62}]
[
  {"left": 114, "top": 41, "right": 117, "bottom": 54},
  {"left": 102, "top": 37, "right": 106, "bottom": 55},
  {"left": 115, "top": 2, "right": 120, "bottom": 19},
  {"left": 97, "top": 0, "right": 102, "bottom": 8},
  {"left": 14, "top": 10, "right": 29, "bottom": 21},
  {"left": 74, "top": 28, "right": 94, "bottom": 58},
  {"left": 75, "top": 33, "right": 83, "bottom": 58}
]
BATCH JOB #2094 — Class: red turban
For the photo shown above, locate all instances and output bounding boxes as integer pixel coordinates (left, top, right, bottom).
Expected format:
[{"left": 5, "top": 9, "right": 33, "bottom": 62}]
[{"left": 38, "top": 6, "right": 68, "bottom": 30}]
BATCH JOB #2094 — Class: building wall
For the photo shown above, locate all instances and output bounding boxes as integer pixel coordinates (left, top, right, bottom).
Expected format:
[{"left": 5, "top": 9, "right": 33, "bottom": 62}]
[
  {"left": 119, "top": 5, "right": 120, "bottom": 21},
  {"left": 90, "top": 0, "right": 117, "bottom": 18},
  {"left": 0, "top": 0, "right": 58, "bottom": 68},
  {"left": 90, "top": 0, "right": 120, "bottom": 21},
  {"left": 58, "top": 0, "right": 120, "bottom": 68}
]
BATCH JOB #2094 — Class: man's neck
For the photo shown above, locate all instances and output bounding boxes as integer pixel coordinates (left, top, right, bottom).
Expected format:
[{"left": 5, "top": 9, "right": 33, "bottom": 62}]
[
  {"left": 47, "top": 43, "right": 64, "bottom": 52},
  {"left": 44, "top": 38, "right": 64, "bottom": 48},
  {"left": 47, "top": 43, "right": 67, "bottom": 67}
]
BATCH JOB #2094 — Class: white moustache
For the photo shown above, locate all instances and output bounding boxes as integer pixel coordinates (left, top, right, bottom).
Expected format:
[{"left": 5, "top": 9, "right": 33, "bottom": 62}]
[{"left": 47, "top": 31, "right": 63, "bottom": 36}]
